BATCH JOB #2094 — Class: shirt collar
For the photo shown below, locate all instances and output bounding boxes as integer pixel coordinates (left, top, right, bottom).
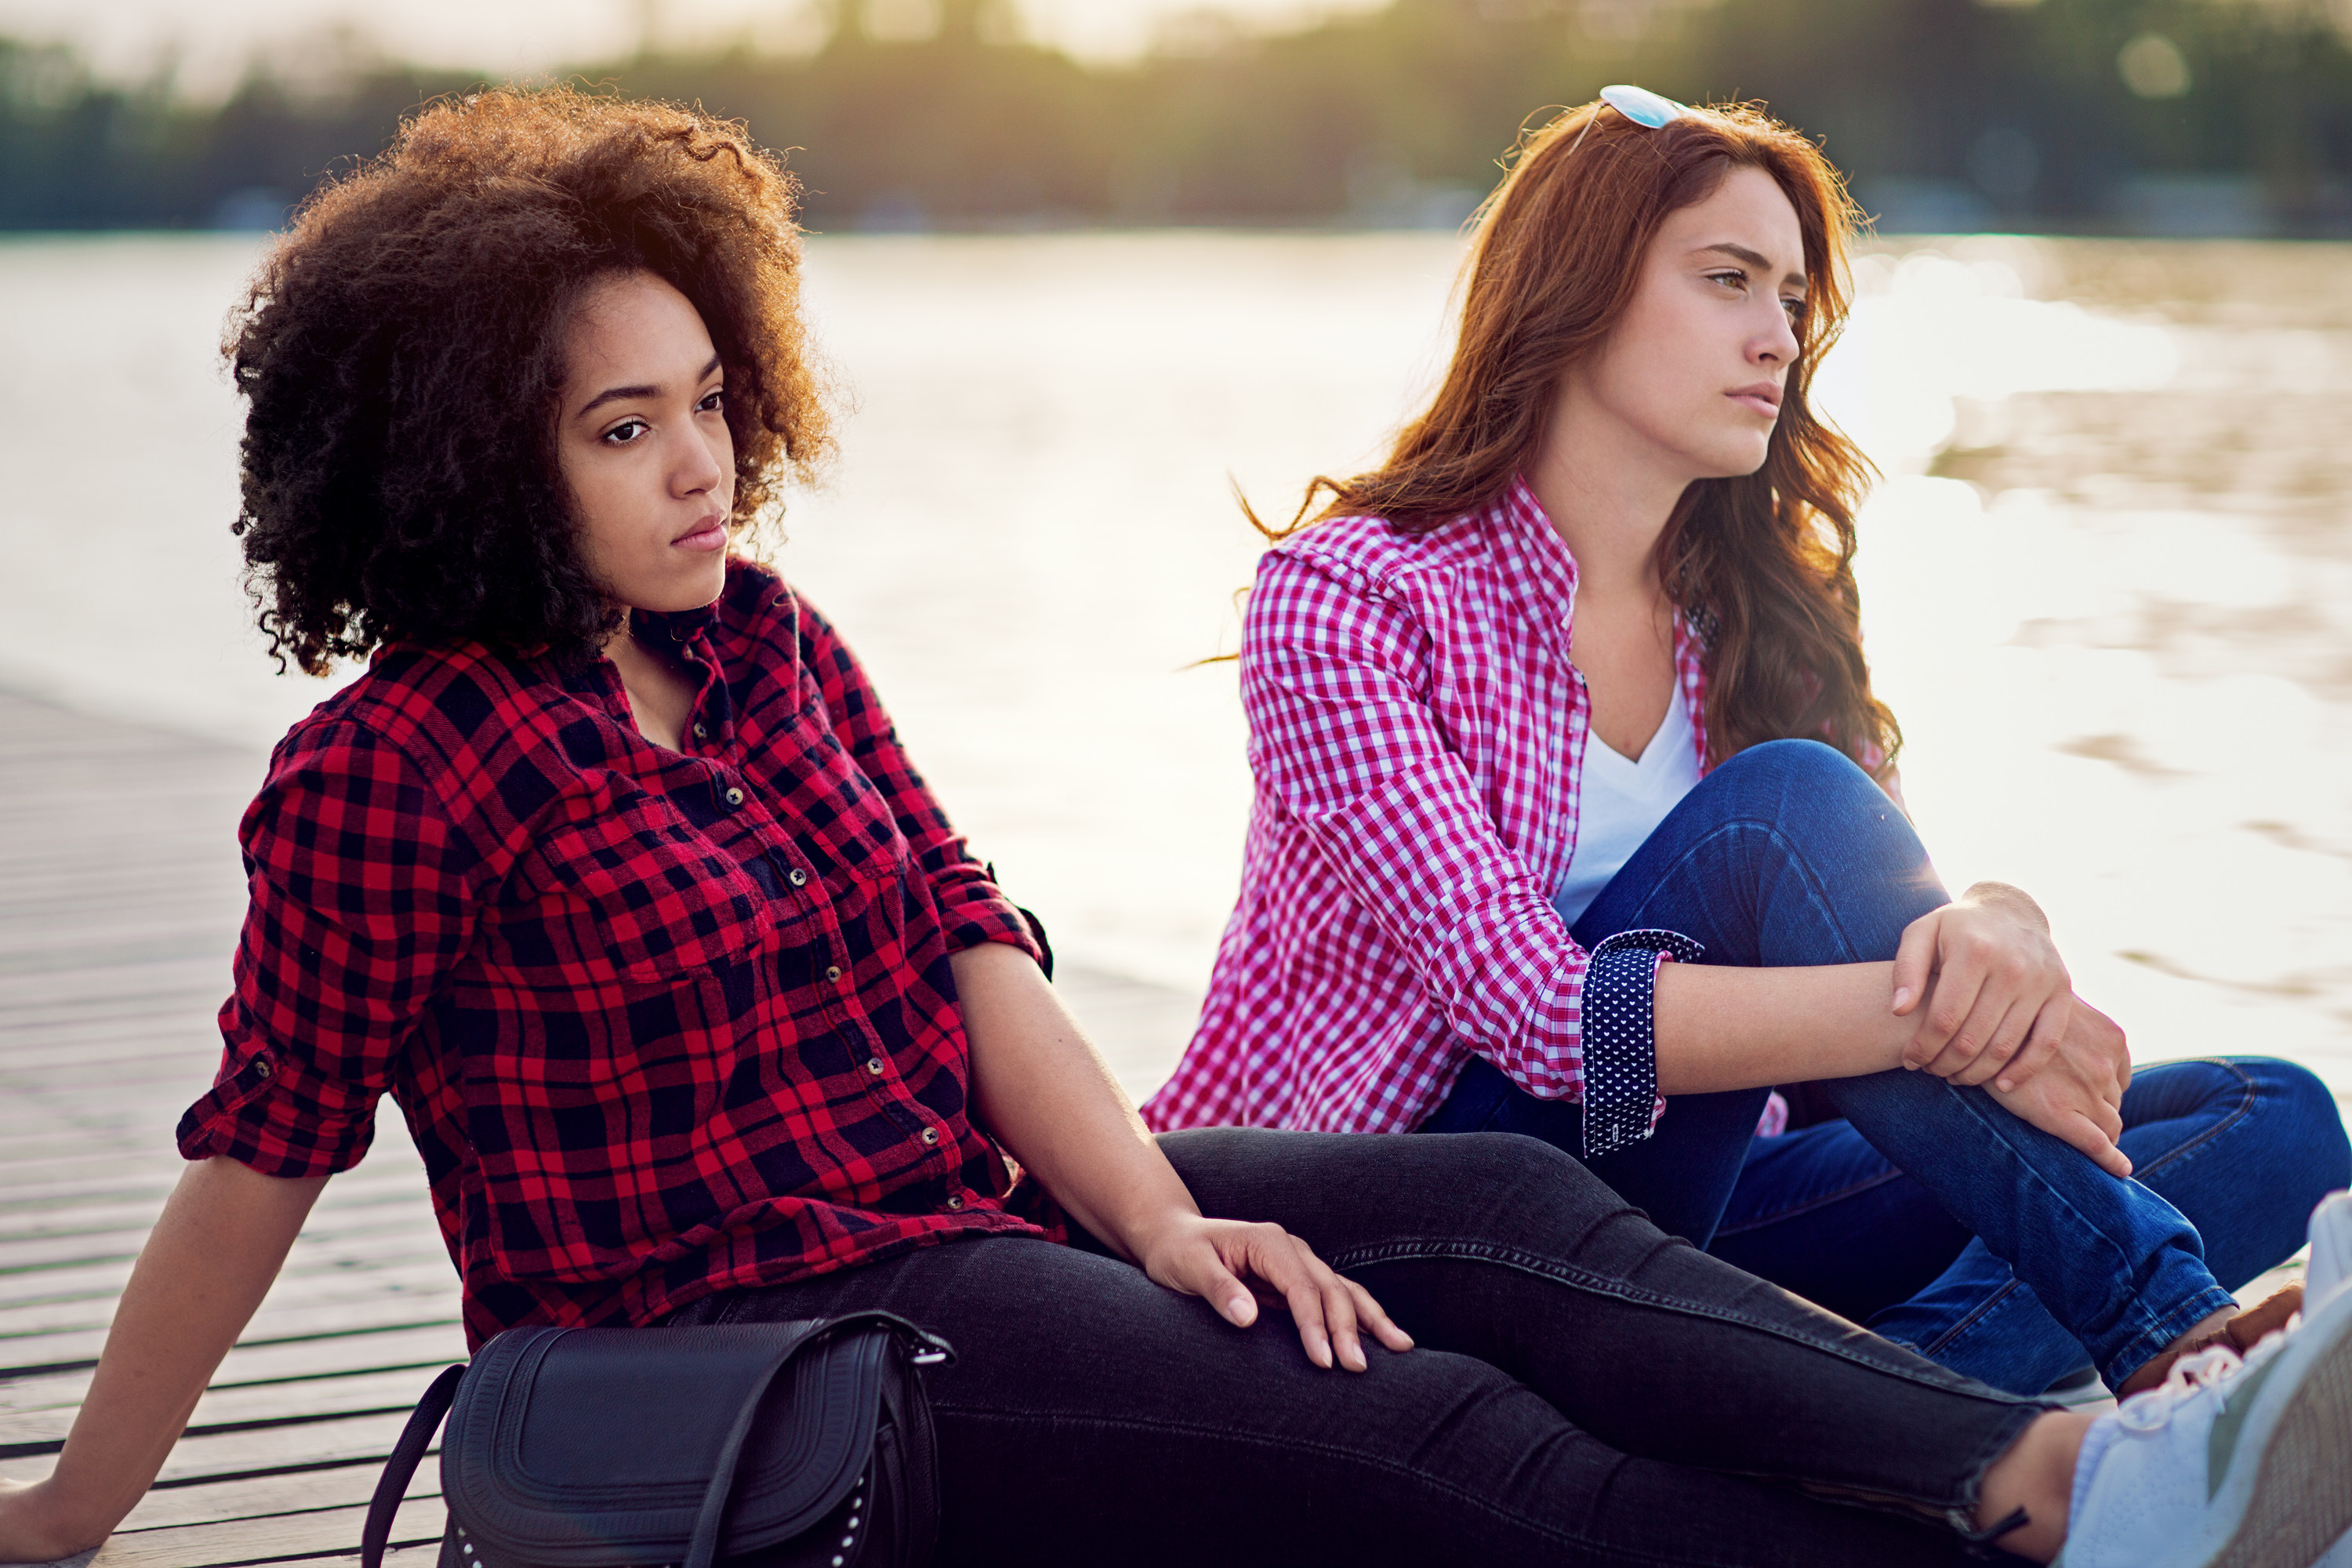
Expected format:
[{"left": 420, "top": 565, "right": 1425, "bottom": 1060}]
[{"left": 633, "top": 602, "right": 721, "bottom": 644}]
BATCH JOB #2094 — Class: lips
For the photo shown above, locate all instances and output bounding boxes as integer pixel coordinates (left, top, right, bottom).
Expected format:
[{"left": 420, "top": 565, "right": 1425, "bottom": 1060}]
[
  {"left": 672, "top": 513, "right": 728, "bottom": 552},
  {"left": 1730, "top": 383, "right": 1782, "bottom": 417}
]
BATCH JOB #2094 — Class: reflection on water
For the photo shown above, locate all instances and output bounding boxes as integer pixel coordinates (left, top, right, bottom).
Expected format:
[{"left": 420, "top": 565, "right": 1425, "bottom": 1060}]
[
  {"left": 1, "top": 230, "right": 2347, "bottom": 1105},
  {"left": 1837, "top": 238, "right": 2352, "bottom": 1112}
]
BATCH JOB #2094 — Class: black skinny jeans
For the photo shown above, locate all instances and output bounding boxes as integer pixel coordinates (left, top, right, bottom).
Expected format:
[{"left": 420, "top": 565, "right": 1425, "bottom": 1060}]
[{"left": 670, "top": 1130, "right": 2049, "bottom": 1566}]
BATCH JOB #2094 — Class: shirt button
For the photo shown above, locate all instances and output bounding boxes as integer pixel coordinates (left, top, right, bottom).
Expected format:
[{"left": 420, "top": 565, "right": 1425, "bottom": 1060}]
[
  {"left": 252, "top": 1058, "right": 273, "bottom": 1080},
  {"left": 723, "top": 786, "right": 745, "bottom": 808},
  {"left": 920, "top": 1127, "right": 939, "bottom": 1145},
  {"left": 693, "top": 722, "right": 709, "bottom": 740},
  {"left": 827, "top": 965, "right": 844, "bottom": 982},
  {"left": 788, "top": 868, "right": 808, "bottom": 887},
  {"left": 945, "top": 1195, "right": 964, "bottom": 1210},
  {"left": 866, "top": 1057, "right": 885, "bottom": 1075}
]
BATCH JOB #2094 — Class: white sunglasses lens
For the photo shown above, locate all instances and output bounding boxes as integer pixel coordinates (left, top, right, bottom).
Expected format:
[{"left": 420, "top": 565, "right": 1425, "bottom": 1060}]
[{"left": 1599, "top": 84, "right": 1683, "bottom": 128}]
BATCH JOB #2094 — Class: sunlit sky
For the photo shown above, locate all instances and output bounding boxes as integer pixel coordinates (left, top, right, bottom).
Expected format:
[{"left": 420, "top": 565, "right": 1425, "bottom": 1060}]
[{"left": 0, "top": 0, "right": 1381, "bottom": 94}]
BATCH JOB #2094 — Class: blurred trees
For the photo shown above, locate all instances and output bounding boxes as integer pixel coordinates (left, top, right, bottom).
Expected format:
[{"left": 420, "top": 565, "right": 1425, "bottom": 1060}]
[{"left": 0, "top": 0, "right": 2347, "bottom": 233}]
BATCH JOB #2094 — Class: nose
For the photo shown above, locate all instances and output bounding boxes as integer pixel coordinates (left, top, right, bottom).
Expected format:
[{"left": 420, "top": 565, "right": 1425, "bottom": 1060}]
[
  {"left": 672, "top": 418, "right": 727, "bottom": 498},
  {"left": 1753, "top": 303, "right": 1801, "bottom": 367}
]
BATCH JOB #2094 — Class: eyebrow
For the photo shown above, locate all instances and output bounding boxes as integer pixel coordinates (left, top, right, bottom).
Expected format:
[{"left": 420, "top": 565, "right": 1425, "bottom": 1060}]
[
  {"left": 575, "top": 354, "right": 724, "bottom": 419},
  {"left": 1697, "top": 242, "right": 1808, "bottom": 293}
]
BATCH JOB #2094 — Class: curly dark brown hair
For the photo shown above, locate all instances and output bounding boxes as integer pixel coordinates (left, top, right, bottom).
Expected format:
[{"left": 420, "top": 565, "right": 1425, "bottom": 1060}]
[{"left": 227, "top": 86, "right": 832, "bottom": 675}]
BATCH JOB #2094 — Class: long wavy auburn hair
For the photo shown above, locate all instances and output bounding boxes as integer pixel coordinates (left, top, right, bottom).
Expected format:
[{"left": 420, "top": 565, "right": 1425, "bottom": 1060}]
[{"left": 1267, "top": 97, "right": 1897, "bottom": 773}]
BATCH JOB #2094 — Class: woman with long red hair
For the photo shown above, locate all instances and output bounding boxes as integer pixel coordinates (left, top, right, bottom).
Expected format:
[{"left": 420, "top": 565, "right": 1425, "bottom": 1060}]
[{"left": 1145, "top": 88, "right": 2347, "bottom": 1404}]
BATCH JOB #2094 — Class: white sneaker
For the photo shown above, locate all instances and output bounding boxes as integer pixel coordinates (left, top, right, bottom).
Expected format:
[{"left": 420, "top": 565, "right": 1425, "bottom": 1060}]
[
  {"left": 2061, "top": 1269, "right": 2352, "bottom": 1568},
  {"left": 2309, "top": 1191, "right": 2352, "bottom": 1310}
]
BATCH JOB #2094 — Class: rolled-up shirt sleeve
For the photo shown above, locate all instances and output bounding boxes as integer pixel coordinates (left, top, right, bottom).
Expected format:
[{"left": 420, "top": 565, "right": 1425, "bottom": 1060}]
[
  {"left": 1243, "top": 551, "right": 1625, "bottom": 1104},
  {"left": 1575, "top": 930, "right": 1705, "bottom": 1159},
  {"left": 177, "top": 720, "right": 481, "bottom": 1177}
]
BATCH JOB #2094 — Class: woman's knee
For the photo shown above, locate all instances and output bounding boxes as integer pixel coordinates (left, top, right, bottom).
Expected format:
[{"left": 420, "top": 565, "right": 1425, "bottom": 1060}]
[
  {"left": 1712, "top": 737, "right": 1872, "bottom": 797},
  {"left": 1372, "top": 1131, "right": 1633, "bottom": 1237},
  {"left": 2249, "top": 1058, "right": 2352, "bottom": 1193},
  {"left": 1157, "top": 1127, "right": 1631, "bottom": 1246},
  {"left": 1698, "top": 739, "right": 1906, "bottom": 848}
]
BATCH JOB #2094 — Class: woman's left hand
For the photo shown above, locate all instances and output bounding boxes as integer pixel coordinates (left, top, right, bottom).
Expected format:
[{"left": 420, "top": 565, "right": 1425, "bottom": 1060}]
[
  {"left": 1135, "top": 1213, "right": 1415, "bottom": 1372},
  {"left": 1891, "top": 883, "right": 2084, "bottom": 1094}
]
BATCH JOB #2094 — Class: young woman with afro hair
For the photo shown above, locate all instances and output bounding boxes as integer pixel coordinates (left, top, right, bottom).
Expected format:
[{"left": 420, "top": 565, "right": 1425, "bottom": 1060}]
[{"left": 2, "top": 87, "right": 2346, "bottom": 1568}]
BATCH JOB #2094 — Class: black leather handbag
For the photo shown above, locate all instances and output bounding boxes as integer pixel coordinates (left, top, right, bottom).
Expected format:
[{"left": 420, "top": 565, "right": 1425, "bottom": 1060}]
[{"left": 360, "top": 1312, "right": 954, "bottom": 1568}]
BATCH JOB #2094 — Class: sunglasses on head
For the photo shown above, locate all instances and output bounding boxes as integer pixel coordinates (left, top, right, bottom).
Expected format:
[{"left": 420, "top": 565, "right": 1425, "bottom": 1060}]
[{"left": 1566, "top": 84, "right": 1691, "bottom": 156}]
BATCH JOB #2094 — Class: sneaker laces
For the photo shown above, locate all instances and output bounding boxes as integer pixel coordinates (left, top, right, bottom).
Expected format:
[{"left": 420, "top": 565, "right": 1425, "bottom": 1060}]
[{"left": 2114, "top": 1331, "right": 2291, "bottom": 1435}]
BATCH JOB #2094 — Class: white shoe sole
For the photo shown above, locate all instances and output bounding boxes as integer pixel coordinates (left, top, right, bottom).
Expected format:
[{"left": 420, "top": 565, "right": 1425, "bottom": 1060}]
[
  {"left": 2309, "top": 1191, "right": 2352, "bottom": 1308},
  {"left": 2187, "top": 1276, "right": 2352, "bottom": 1568}
]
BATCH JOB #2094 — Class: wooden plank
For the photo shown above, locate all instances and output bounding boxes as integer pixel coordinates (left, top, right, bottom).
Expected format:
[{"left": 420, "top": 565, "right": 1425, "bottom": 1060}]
[
  {"left": 91, "top": 1494, "right": 445, "bottom": 1568},
  {"left": 0, "top": 1410, "right": 419, "bottom": 1486},
  {"left": 0, "top": 1234, "right": 455, "bottom": 1312},
  {"left": 0, "top": 1256, "right": 460, "bottom": 1339},
  {"left": 3, "top": 1324, "right": 468, "bottom": 1421},
  {"left": 0, "top": 1174, "right": 432, "bottom": 1254},
  {"left": 0, "top": 1157, "right": 426, "bottom": 1220},
  {"left": 1, "top": 1303, "right": 465, "bottom": 1380},
  {"left": 118, "top": 1461, "right": 437, "bottom": 1534},
  {"left": 0, "top": 1194, "right": 445, "bottom": 1272},
  {"left": 4, "top": 1365, "right": 452, "bottom": 1447}
]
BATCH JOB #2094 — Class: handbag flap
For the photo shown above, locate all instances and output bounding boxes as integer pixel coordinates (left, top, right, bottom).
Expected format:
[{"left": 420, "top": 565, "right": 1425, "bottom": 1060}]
[{"left": 443, "top": 1322, "right": 887, "bottom": 1565}]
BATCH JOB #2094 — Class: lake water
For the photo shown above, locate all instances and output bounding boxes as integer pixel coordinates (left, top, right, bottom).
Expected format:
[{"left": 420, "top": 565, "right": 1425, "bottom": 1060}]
[{"left": 2, "top": 230, "right": 2348, "bottom": 1108}]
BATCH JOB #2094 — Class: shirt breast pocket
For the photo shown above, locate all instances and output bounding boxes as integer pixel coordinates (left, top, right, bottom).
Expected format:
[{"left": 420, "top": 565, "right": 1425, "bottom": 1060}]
[
  {"left": 510, "top": 785, "right": 774, "bottom": 985},
  {"left": 768, "top": 730, "right": 914, "bottom": 897}
]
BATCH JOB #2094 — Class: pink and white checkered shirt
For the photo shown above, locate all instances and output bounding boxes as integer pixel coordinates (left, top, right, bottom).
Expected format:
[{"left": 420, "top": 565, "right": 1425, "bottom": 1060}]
[{"left": 1145, "top": 476, "right": 1722, "bottom": 1140}]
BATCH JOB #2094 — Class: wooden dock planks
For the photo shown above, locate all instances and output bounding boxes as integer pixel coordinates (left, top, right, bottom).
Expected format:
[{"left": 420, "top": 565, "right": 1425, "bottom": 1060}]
[{"left": 0, "top": 691, "right": 1200, "bottom": 1568}]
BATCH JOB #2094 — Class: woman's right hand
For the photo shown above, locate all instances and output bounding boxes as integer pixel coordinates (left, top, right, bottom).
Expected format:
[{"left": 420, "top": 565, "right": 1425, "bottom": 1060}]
[
  {"left": 0, "top": 1476, "right": 107, "bottom": 1566},
  {"left": 1983, "top": 996, "right": 2135, "bottom": 1178}
]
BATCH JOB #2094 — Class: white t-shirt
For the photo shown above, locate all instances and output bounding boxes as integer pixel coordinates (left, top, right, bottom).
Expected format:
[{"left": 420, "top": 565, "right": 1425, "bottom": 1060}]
[{"left": 1551, "top": 694, "right": 1703, "bottom": 927}]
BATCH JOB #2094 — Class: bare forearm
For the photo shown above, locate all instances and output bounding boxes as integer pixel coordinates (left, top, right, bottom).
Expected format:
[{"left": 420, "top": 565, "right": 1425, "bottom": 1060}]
[
  {"left": 36, "top": 1158, "right": 322, "bottom": 1547},
  {"left": 952, "top": 942, "right": 1198, "bottom": 1261},
  {"left": 1651, "top": 960, "right": 1912, "bottom": 1093}
]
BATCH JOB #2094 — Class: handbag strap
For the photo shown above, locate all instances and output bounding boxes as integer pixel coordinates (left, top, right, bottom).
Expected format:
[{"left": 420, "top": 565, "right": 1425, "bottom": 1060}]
[
  {"left": 362, "top": 1362, "right": 466, "bottom": 1568},
  {"left": 680, "top": 1312, "right": 950, "bottom": 1568}
]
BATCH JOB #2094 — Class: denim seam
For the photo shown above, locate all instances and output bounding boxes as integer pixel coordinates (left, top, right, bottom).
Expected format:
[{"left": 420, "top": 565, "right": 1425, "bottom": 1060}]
[
  {"left": 1727, "top": 1055, "right": 2254, "bottom": 1239},
  {"left": 1923, "top": 1079, "right": 2210, "bottom": 1371},
  {"left": 2114, "top": 1058, "right": 2259, "bottom": 1185},
  {"left": 1326, "top": 1236, "right": 2031, "bottom": 1414},
  {"left": 1918, "top": 1277, "right": 2027, "bottom": 1359},
  {"left": 924, "top": 1406, "right": 1691, "bottom": 1565}
]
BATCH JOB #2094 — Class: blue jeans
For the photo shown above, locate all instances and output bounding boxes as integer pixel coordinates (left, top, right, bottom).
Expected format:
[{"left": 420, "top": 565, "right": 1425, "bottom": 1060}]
[{"left": 1420, "top": 739, "right": 2352, "bottom": 1393}]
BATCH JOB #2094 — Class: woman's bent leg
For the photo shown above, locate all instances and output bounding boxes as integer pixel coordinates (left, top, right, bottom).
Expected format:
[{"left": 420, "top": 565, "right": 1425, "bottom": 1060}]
[
  {"left": 1711, "top": 1058, "right": 2351, "bottom": 1394},
  {"left": 1862, "top": 1057, "right": 2352, "bottom": 1392},
  {"left": 684, "top": 1131, "right": 2046, "bottom": 1565},
  {"left": 1554, "top": 739, "right": 2229, "bottom": 1387},
  {"left": 1420, "top": 737, "right": 1944, "bottom": 1247}
]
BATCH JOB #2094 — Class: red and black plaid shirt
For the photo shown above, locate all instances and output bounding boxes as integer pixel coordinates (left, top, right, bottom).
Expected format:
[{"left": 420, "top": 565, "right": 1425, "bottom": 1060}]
[{"left": 178, "top": 561, "right": 1050, "bottom": 1345}]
